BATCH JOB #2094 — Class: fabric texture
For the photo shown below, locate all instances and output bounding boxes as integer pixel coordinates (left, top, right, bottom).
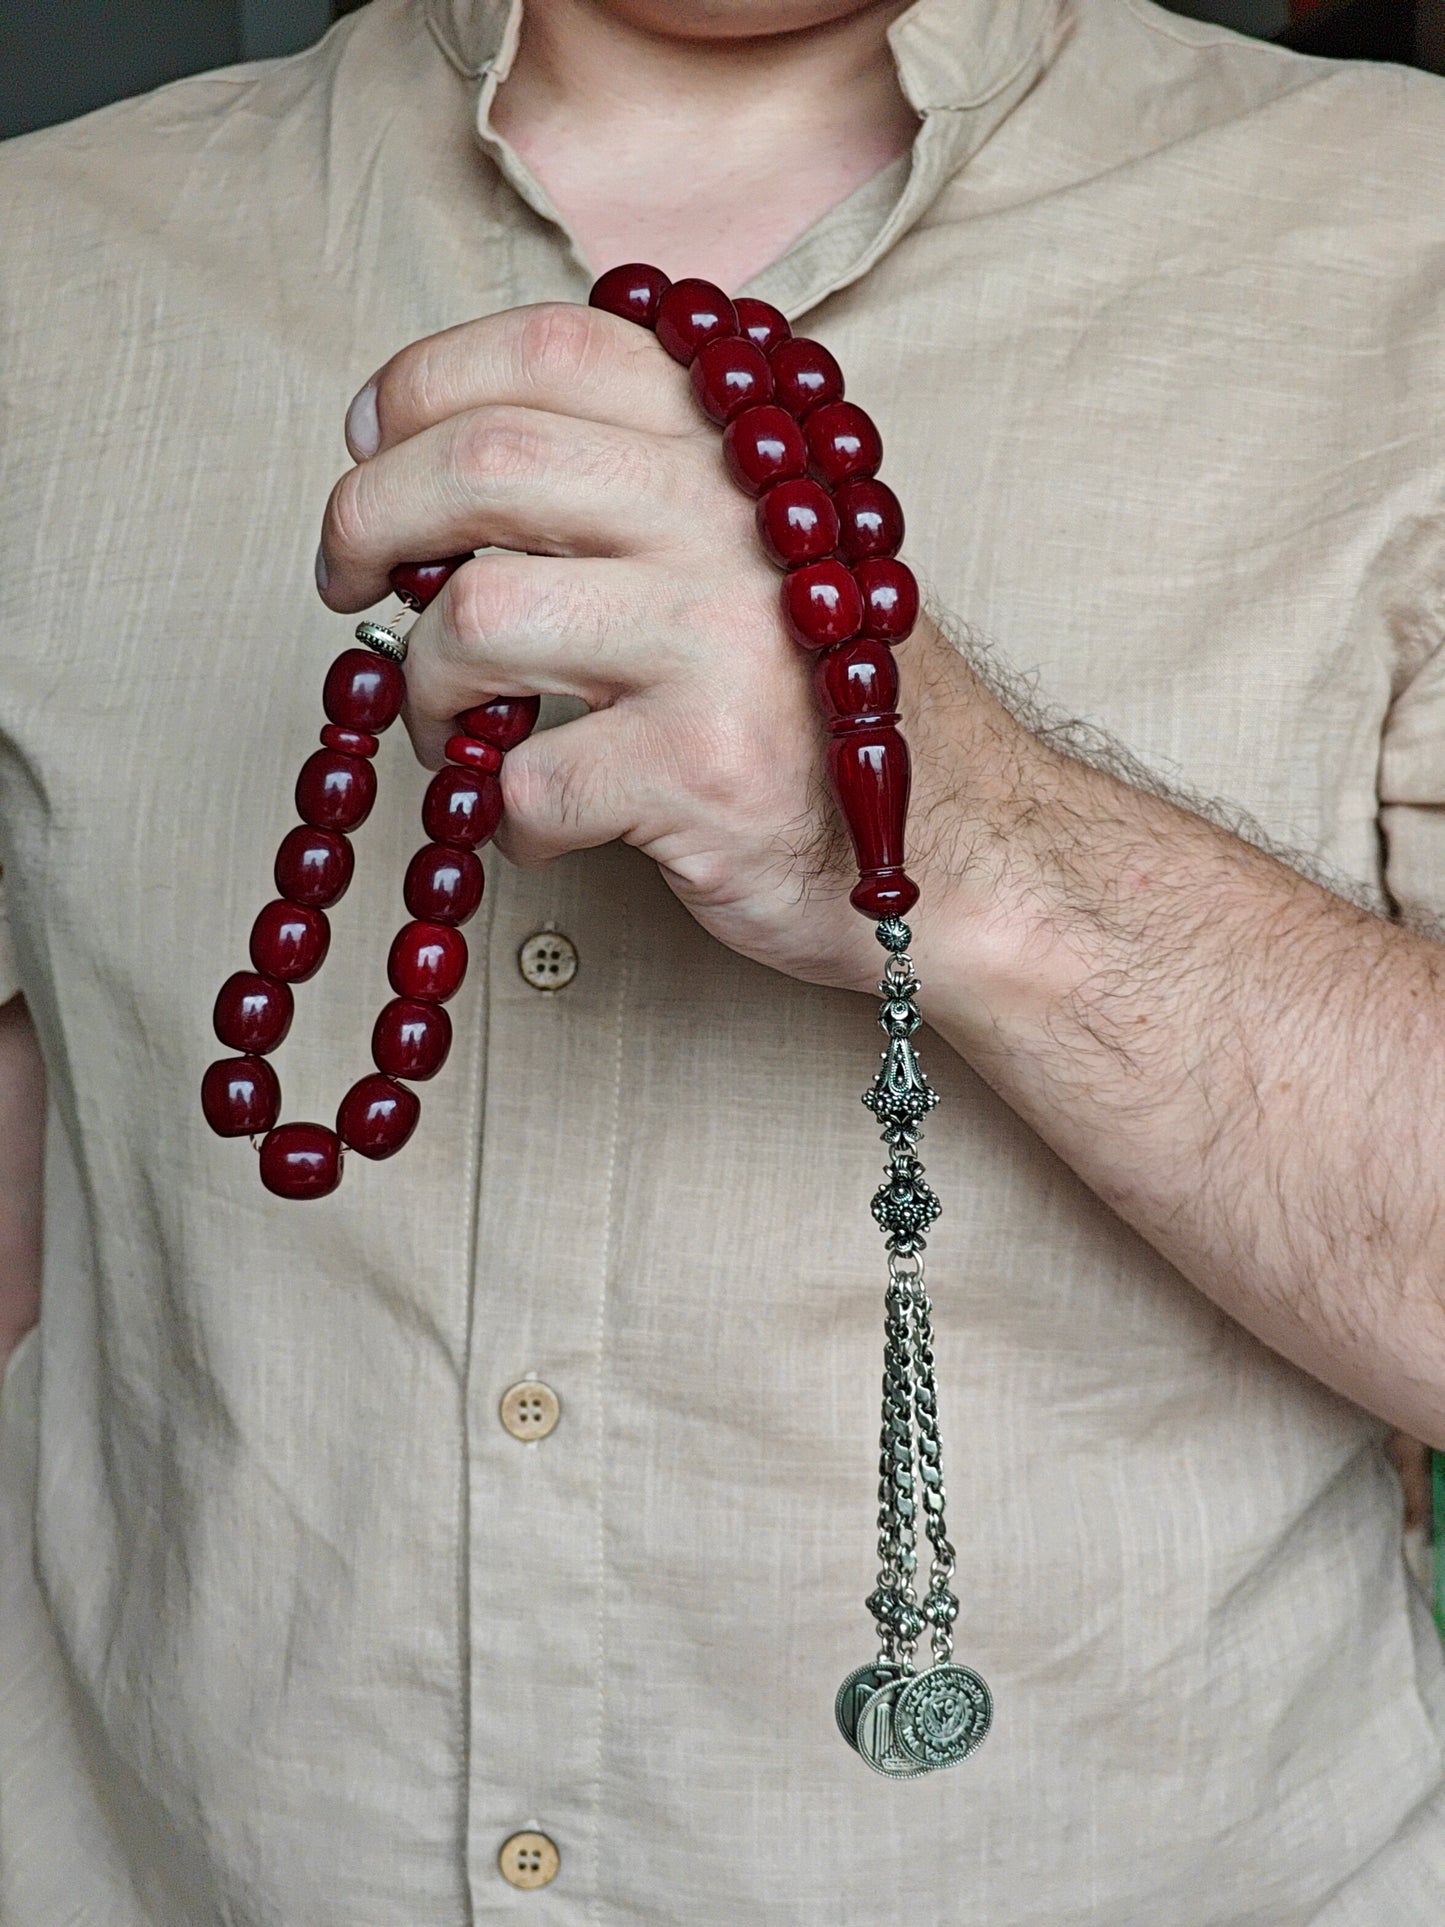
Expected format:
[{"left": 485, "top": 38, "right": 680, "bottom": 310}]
[{"left": 2, "top": 0, "right": 1445, "bottom": 1919}]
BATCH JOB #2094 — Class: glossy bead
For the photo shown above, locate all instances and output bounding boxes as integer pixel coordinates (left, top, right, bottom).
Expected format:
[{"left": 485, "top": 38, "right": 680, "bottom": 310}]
[
  {"left": 319, "top": 723, "right": 379, "bottom": 758},
  {"left": 855, "top": 556, "right": 919, "bottom": 644},
  {"left": 689, "top": 335, "right": 773, "bottom": 425},
  {"left": 201, "top": 1055, "right": 281, "bottom": 1137},
  {"left": 781, "top": 559, "right": 863, "bottom": 650},
  {"left": 389, "top": 555, "right": 471, "bottom": 611},
  {"left": 322, "top": 648, "right": 406, "bottom": 732},
  {"left": 372, "top": 996, "right": 453, "bottom": 1081},
  {"left": 588, "top": 262, "right": 670, "bottom": 327},
  {"left": 403, "top": 843, "right": 485, "bottom": 925},
  {"left": 834, "top": 477, "right": 905, "bottom": 564},
  {"left": 734, "top": 297, "right": 790, "bottom": 354},
  {"left": 337, "top": 1073, "right": 421, "bottom": 1160},
  {"left": 295, "top": 749, "right": 376, "bottom": 833},
  {"left": 274, "top": 825, "right": 353, "bottom": 909},
  {"left": 851, "top": 869, "right": 920, "bottom": 918},
  {"left": 249, "top": 900, "right": 330, "bottom": 983},
  {"left": 768, "top": 336, "right": 844, "bottom": 417},
  {"left": 805, "top": 400, "right": 883, "bottom": 487},
  {"left": 444, "top": 733, "right": 503, "bottom": 774},
  {"left": 826, "top": 725, "right": 920, "bottom": 920},
  {"left": 756, "top": 478, "right": 840, "bottom": 571},
  {"left": 213, "top": 970, "right": 293, "bottom": 1054},
  {"left": 812, "top": 639, "right": 900, "bottom": 727},
  {"left": 721, "top": 405, "right": 807, "bottom": 497},
  {"left": 421, "top": 767, "right": 503, "bottom": 850},
  {"left": 387, "top": 920, "right": 468, "bottom": 1002},
  {"left": 654, "top": 278, "right": 737, "bottom": 365},
  {"left": 457, "top": 694, "right": 541, "bottom": 750},
  {"left": 258, "top": 1122, "right": 342, "bottom": 1201}
]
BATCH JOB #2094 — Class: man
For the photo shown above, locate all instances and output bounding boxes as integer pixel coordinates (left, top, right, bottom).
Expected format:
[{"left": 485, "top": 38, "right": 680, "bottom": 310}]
[{"left": 2, "top": 0, "right": 1444, "bottom": 1917}]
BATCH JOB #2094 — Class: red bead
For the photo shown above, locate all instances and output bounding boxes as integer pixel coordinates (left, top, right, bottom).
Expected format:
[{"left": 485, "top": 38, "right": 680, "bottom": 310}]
[
  {"left": 756, "top": 478, "right": 840, "bottom": 571},
  {"left": 722, "top": 405, "right": 807, "bottom": 497},
  {"left": 812, "top": 639, "right": 900, "bottom": 727},
  {"left": 372, "top": 996, "right": 453, "bottom": 1081},
  {"left": 689, "top": 335, "right": 773, "bottom": 425},
  {"left": 768, "top": 336, "right": 844, "bottom": 417},
  {"left": 826, "top": 724, "right": 920, "bottom": 921},
  {"left": 389, "top": 556, "right": 471, "bottom": 612},
  {"left": 850, "top": 871, "right": 920, "bottom": 918},
  {"left": 444, "top": 733, "right": 503, "bottom": 774},
  {"left": 403, "top": 843, "right": 485, "bottom": 925},
  {"left": 320, "top": 723, "right": 379, "bottom": 758},
  {"left": 855, "top": 557, "right": 919, "bottom": 644},
  {"left": 296, "top": 749, "right": 376, "bottom": 832},
  {"left": 654, "top": 278, "right": 737, "bottom": 365},
  {"left": 274, "top": 826, "right": 353, "bottom": 909},
  {"left": 588, "top": 262, "right": 671, "bottom": 328},
  {"left": 258, "top": 1122, "right": 342, "bottom": 1200},
  {"left": 457, "top": 694, "right": 541, "bottom": 750},
  {"left": 421, "top": 768, "right": 503, "bottom": 850},
  {"left": 322, "top": 648, "right": 406, "bottom": 732},
  {"left": 734, "top": 297, "right": 790, "bottom": 354},
  {"left": 387, "top": 920, "right": 468, "bottom": 1002},
  {"left": 337, "top": 1073, "right": 420, "bottom": 1160},
  {"left": 834, "top": 477, "right": 905, "bottom": 565},
  {"left": 781, "top": 559, "right": 863, "bottom": 650},
  {"left": 213, "top": 971, "right": 293, "bottom": 1054},
  {"left": 249, "top": 900, "right": 330, "bottom": 983},
  {"left": 201, "top": 1055, "right": 281, "bottom": 1137},
  {"left": 805, "top": 400, "right": 883, "bottom": 487}
]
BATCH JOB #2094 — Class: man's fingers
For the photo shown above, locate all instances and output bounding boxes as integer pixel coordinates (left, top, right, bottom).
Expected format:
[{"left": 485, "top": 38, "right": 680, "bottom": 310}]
[
  {"left": 489, "top": 706, "right": 644, "bottom": 871},
  {"left": 348, "top": 302, "right": 702, "bottom": 461}
]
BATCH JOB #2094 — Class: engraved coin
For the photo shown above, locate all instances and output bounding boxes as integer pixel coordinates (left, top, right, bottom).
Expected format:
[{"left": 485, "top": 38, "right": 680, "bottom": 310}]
[
  {"left": 834, "top": 1662, "right": 900, "bottom": 1751},
  {"left": 893, "top": 1664, "right": 993, "bottom": 1770},
  {"left": 854, "top": 1678, "right": 933, "bottom": 1779}
]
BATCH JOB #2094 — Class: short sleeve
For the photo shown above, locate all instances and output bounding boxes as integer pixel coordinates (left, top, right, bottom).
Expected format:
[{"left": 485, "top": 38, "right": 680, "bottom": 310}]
[
  {"left": 0, "top": 872, "right": 19, "bottom": 1005},
  {"left": 1377, "top": 514, "right": 1445, "bottom": 928}
]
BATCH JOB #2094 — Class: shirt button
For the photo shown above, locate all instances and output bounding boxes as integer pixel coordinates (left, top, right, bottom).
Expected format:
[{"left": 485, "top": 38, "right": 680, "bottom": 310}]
[
  {"left": 518, "top": 929, "right": 578, "bottom": 991},
  {"left": 498, "top": 1830, "right": 560, "bottom": 1890},
  {"left": 499, "top": 1379, "right": 562, "bottom": 1443}
]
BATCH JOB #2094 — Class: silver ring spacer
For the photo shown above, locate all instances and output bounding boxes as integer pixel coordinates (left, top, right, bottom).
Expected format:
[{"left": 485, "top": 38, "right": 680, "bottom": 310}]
[{"left": 355, "top": 620, "right": 408, "bottom": 664}]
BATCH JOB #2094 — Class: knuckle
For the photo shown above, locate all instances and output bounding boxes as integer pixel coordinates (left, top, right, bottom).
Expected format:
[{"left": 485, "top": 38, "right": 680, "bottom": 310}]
[
  {"left": 451, "top": 406, "right": 542, "bottom": 492},
  {"left": 515, "top": 301, "right": 607, "bottom": 392},
  {"left": 445, "top": 553, "right": 522, "bottom": 652}
]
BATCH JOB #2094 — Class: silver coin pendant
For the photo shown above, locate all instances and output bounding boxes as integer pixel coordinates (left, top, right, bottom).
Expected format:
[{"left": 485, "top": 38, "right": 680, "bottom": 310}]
[
  {"left": 854, "top": 1678, "right": 933, "bottom": 1779},
  {"left": 834, "top": 1663, "right": 900, "bottom": 1751},
  {"left": 893, "top": 1663, "right": 993, "bottom": 1770}
]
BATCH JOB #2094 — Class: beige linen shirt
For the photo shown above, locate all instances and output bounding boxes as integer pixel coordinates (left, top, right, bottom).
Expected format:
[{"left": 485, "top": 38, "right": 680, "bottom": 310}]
[{"left": 4, "top": 0, "right": 1445, "bottom": 1920}]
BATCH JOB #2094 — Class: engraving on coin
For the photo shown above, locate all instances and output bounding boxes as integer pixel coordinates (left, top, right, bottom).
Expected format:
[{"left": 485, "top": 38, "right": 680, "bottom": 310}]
[
  {"left": 893, "top": 1664, "right": 993, "bottom": 1769},
  {"left": 834, "top": 1662, "right": 900, "bottom": 1751},
  {"left": 854, "top": 1678, "right": 933, "bottom": 1779}
]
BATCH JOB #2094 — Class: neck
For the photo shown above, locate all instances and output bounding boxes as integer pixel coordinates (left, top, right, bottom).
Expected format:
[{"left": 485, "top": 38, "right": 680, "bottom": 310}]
[{"left": 490, "top": 0, "right": 918, "bottom": 290}]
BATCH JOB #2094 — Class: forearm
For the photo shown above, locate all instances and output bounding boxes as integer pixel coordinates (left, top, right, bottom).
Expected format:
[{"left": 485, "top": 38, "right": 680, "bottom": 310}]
[
  {"left": 907, "top": 643, "right": 1445, "bottom": 1445},
  {"left": 0, "top": 993, "right": 44, "bottom": 1367}
]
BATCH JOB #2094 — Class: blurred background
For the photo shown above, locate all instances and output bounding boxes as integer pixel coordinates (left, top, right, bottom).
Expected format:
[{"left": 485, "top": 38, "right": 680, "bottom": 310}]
[{"left": 1, "top": 0, "right": 1442, "bottom": 141}]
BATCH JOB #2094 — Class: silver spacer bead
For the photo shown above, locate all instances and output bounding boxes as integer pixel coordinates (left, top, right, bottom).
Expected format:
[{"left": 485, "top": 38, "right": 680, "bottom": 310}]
[{"left": 355, "top": 620, "right": 408, "bottom": 664}]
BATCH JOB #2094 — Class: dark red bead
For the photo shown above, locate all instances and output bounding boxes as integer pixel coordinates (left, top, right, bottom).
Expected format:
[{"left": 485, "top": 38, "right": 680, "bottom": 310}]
[
  {"left": 274, "top": 826, "right": 353, "bottom": 909},
  {"left": 850, "top": 870, "right": 920, "bottom": 918},
  {"left": 213, "top": 971, "right": 293, "bottom": 1054},
  {"left": 812, "top": 639, "right": 900, "bottom": 727},
  {"left": 389, "top": 556, "right": 471, "bottom": 612},
  {"left": 337, "top": 1073, "right": 420, "bottom": 1160},
  {"left": 322, "top": 648, "right": 406, "bottom": 732},
  {"left": 781, "top": 559, "right": 863, "bottom": 651},
  {"left": 201, "top": 1055, "right": 281, "bottom": 1137},
  {"left": 588, "top": 262, "right": 671, "bottom": 328},
  {"left": 403, "top": 843, "right": 485, "bottom": 926},
  {"left": 320, "top": 723, "right": 379, "bottom": 758},
  {"left": 734, "top": 297, "right": 790, "bottom": 354},
  {"left": 444, "top": 733, "right": 503, "bottom": 774},
  {"left": 855, "top": 556, "right": 919, "bottom": 644},
  {"left": 296, "top": 749, "right": 376, "bottom": 833},
  {"left": 249, "top": 900, "right": 330, "bottom": 983},
  {"left": 834, "top": 477, "right": 905, "bottom": 565},
  {"left": 387, "top": 921, "right": 468, "bottom": 1003},
  {"left": 722, "top": 405, "right": 807, "bottom": 497},
  {"left": 372, "top": 996, "right": 452, "bottom": 1081},
  {"left": 421, "top": 768, "right": 503, "bottom": 850},
  {"left": 457, "top": 694, "right": 541, "bottom": 750},
  {"left": 689, "top": 335, "right": 773, "bottom": 425},
  {"left": 805, "top": 400, "right": 883, "bottom": 488},
  {"left": 768, "top": 336, "right": 844, "bottom": 418},
  {"left": 826, "top": 724, "right": 919, "bottom": 920},
  {"left": 654, "top": 278, "right": 737, "bottom": 365},
  {"left": 258, "top": 1122, "right": 342, "bottom": 1200},
  {"left": 756, "top": 478, "right": 840, "bottom": 571}
]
